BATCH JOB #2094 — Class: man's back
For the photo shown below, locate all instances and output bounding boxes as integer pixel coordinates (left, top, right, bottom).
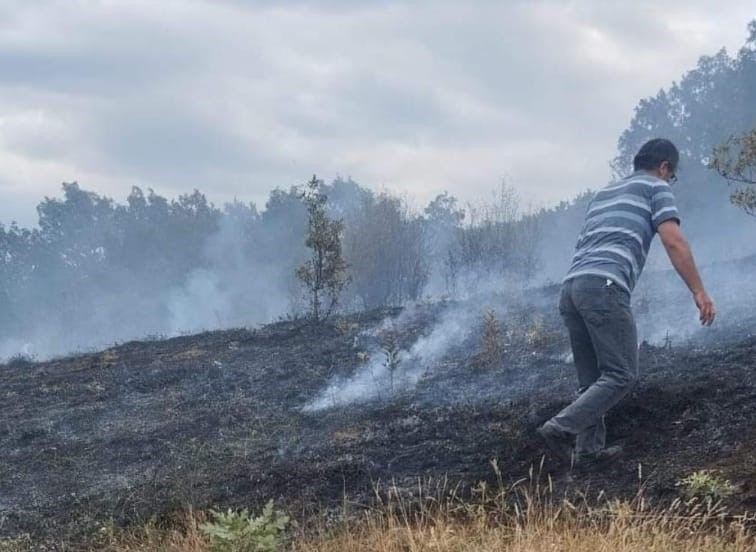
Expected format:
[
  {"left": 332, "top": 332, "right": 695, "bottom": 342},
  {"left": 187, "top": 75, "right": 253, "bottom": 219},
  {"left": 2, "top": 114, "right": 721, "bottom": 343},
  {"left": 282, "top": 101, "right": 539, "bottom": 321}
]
[{"left": 564, "top": 171, "right": 680, "bottom": 293}]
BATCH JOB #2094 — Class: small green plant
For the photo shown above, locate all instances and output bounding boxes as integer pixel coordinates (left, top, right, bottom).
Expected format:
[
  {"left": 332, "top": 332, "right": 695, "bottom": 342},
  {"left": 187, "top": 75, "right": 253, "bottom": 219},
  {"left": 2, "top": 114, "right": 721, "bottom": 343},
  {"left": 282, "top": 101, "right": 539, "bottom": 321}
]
[
  {"left": 200, "top": 500, "right": 289, "bottom": 552},
  {"left": 481, "top": 309, "right": 503, "bottom": 366},
  {"left": 676, "top": 470, "right": 736, "bottom": 501},
  {"left": 381, "top": 329, "right": 401, "bottom": 396},
  {"left": 662, "top": 329, "right": 673, "bottom": 351}
]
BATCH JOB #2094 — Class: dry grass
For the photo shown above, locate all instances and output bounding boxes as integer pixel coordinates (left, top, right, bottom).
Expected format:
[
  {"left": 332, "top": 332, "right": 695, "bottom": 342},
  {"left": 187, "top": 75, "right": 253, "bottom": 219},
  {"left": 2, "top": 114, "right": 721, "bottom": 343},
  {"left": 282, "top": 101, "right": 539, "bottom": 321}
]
[
  {"left": 96, "top": 511, "right": 208, "bottom": 552},
  {"left": 291, "top": 465, "right": 753, "bottom": 552},
  {"left": 293, "top": 499, "right": 753, "bottom": 552},
  {"left": 23, "top": 464, "right": 755, "bottom": 552}
]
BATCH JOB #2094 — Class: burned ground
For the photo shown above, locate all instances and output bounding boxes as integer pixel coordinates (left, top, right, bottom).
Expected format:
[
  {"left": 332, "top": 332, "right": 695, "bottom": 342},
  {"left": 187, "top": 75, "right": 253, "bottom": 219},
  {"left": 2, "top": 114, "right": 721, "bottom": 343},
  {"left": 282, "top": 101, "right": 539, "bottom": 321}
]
[{"left": 0, "top": 274, "right": 755, "bottom": 547}]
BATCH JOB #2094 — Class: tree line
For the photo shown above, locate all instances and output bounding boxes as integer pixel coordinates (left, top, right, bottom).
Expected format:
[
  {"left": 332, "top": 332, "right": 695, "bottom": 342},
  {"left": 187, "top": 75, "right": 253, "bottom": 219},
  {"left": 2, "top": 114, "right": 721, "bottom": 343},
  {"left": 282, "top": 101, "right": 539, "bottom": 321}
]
[{"left": 0, "top": 175, "right": 543, "bottom": 354}]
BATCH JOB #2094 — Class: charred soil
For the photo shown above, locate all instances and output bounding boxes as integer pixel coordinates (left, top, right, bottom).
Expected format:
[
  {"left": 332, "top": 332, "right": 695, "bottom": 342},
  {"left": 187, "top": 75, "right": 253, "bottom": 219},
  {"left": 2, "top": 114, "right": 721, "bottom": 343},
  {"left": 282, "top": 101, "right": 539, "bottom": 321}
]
[{"left": 1, "top": 289, "right": 755, "bottom": 547}]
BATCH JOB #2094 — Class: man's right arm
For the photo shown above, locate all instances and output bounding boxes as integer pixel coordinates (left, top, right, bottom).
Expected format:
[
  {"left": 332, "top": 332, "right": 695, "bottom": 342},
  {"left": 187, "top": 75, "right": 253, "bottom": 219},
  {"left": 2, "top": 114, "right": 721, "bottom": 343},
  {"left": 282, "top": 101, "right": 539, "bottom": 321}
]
[{"left": 657, "top": 220, "right": 715, "bottom": 325}]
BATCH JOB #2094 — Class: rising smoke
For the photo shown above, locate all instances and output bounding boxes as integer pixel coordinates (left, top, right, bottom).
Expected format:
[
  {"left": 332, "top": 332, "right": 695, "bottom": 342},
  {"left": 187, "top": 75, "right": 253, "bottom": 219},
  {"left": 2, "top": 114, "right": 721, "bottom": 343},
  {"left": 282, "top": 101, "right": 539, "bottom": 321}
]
[
  {"left": 303, "top": 301, "right": 481, "bottom": 411},
  {"left": 0, "top": 186, "right": 308, "bottom": 360}
]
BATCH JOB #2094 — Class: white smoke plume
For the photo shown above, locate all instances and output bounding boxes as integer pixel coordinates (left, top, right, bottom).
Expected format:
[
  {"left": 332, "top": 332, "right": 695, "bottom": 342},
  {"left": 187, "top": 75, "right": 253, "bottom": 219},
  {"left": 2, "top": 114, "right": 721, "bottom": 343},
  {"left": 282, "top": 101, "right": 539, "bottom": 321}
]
[{"left": 303, "top": 290, "right": 524, "bottom": 412}]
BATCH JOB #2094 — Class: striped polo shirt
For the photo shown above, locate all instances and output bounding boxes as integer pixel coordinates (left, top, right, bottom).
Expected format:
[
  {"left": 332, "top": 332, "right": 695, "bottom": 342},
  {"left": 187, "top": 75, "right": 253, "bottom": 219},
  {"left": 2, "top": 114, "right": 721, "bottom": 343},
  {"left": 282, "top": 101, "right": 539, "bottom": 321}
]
[{"left": 564, "top": 171, "right": 680, "bottom": 292}]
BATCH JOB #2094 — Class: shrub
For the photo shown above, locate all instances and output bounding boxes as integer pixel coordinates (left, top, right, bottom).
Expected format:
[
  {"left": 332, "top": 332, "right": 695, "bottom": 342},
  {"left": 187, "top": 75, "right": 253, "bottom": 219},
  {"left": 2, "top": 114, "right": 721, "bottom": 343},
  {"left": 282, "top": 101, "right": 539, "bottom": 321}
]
[
  {"left": 676, "top": 470, "right": 736, "bottom": 501},
  {"left": 200, "top": 501, "right": 289, "bottom": 552}
]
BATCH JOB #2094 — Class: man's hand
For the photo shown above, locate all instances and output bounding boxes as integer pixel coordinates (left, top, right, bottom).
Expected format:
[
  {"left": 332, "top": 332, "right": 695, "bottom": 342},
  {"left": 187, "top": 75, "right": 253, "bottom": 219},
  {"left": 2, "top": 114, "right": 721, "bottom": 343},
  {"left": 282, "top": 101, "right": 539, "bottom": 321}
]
[
  {"left": 658, "top": 221, "right": 715, "bottom": 326},
  {"left": 694, "top": 290, "right": 716, "bottom": 326}
]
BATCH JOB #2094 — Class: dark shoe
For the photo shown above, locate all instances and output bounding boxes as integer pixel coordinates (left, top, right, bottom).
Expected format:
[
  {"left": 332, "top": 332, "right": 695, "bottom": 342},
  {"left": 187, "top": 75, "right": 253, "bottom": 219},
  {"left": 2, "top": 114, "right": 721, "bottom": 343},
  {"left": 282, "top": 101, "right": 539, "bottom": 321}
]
[
  {"left": 537, "top": 423, "right": 574, "bottom": 465},
  {"left": 576, "top": 445, "right": 623, "bottom": 469}
]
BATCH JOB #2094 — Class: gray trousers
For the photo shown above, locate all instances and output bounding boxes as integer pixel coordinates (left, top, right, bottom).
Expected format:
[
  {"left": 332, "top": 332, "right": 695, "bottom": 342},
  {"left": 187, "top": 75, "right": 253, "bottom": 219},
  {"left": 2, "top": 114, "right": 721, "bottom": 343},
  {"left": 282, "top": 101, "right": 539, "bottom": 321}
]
[{"left": 550, "top": 275, "right": 638, "bottom": 455}]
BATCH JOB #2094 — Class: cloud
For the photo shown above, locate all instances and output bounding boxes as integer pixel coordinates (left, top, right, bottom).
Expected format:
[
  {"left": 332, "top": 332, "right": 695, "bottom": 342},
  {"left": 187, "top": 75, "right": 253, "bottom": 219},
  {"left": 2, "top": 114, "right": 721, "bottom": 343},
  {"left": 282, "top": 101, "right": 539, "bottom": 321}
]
[{"left": 0, "top": 0, "right": 753, "bottom": 226}]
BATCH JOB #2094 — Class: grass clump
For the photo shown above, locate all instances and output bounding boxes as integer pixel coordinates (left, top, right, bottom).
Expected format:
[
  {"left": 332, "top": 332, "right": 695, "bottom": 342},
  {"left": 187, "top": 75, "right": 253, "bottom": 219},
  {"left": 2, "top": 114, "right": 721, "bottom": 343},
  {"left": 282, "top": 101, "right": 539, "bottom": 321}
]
[{"left": 677, "top": 470, "right": 737, "bottom": 501}]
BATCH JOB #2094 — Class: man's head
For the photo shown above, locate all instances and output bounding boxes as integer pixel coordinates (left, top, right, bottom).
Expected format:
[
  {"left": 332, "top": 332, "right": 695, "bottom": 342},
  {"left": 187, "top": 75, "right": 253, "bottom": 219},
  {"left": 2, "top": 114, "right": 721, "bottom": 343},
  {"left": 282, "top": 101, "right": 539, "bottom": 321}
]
[{"left": 633, "top": 138, "right": 679, "bottom": 183}]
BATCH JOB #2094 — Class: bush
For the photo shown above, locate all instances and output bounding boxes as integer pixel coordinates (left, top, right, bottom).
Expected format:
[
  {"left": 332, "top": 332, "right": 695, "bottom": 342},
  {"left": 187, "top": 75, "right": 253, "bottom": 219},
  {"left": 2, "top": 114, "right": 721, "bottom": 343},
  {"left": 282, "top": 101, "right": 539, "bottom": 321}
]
[
  {"left": 200, "top": 501, "right": 289, "bottom": 552},
  {"left": 676, "top": 470, "right": 736, "bottom": 501}
]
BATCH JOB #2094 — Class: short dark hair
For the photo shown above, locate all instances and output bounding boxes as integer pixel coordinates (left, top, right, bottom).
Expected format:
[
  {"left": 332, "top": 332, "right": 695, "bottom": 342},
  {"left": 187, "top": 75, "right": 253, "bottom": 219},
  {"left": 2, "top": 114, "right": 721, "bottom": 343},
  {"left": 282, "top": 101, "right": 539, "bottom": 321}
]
[{"left": 632, "top": 138, "right": 679, "bottom": 172}]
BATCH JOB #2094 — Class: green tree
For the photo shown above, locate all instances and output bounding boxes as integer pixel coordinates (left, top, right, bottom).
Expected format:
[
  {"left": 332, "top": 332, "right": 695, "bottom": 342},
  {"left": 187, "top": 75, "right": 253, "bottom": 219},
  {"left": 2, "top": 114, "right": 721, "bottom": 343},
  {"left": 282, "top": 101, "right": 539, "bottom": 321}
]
[
  {"left": 710, "top": 129, "right": 756, "bottom": 216},
  {"left": 296, "top": 175, "right": 349, "bottom": 322}
]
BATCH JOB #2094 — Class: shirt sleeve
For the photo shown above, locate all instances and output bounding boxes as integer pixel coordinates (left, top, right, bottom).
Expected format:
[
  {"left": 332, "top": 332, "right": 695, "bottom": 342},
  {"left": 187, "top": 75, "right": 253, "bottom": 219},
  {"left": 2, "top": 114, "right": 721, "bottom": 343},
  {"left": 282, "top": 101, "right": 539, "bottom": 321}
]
[{"left": 650, "top": 185, "right": 680, "bottom": 231}]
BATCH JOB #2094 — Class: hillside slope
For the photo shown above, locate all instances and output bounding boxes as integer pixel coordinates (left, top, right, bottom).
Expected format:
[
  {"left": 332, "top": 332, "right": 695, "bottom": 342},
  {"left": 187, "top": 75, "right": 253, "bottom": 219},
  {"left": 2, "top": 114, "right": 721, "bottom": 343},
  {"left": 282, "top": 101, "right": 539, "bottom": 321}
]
[{"left": 1, "top": 285, "right": 755, "bottom": 545}]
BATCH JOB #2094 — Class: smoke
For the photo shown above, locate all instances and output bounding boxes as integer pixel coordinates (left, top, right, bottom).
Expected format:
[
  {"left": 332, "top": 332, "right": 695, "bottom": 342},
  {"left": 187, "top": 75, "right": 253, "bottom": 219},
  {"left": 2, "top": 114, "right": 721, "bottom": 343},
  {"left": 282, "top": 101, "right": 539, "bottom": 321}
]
[
  {"left": 303, "top": 281, "right": 548, "bottom": 412},
  {"left": 303, "top": 303, "right": 480, "bottom": 411},
  {"left": 634, "top": 249, "right": 756, "bottom": 346},
  {"left": 166, "top": 214, "right": 296, "bottom": 335},
  {"left": 0, "top": 193, "right": 305, "bottom": 360}
]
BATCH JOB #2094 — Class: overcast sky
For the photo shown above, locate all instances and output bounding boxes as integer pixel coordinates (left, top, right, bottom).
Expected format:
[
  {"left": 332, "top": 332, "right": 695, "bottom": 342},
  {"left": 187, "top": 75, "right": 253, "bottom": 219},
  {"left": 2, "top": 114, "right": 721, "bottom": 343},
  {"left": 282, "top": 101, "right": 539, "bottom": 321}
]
[{"left": 0, "top": 1, "right": 753, "bottom": 226}]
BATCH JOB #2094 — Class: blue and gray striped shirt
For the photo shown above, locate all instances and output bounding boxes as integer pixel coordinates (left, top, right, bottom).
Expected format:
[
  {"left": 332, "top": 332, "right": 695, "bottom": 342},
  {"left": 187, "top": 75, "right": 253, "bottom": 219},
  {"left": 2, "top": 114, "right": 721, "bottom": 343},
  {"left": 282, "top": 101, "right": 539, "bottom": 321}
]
[{"left": 564, "top": 171, "right": 680, "bottom": 292}]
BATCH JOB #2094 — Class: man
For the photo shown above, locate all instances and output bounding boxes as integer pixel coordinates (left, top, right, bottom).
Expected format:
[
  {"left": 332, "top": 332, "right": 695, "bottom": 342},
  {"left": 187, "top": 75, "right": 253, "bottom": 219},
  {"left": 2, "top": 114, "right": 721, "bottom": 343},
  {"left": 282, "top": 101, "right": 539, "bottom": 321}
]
[{"left": 538, "top": 138, "right": 715, "bottom": 468}]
